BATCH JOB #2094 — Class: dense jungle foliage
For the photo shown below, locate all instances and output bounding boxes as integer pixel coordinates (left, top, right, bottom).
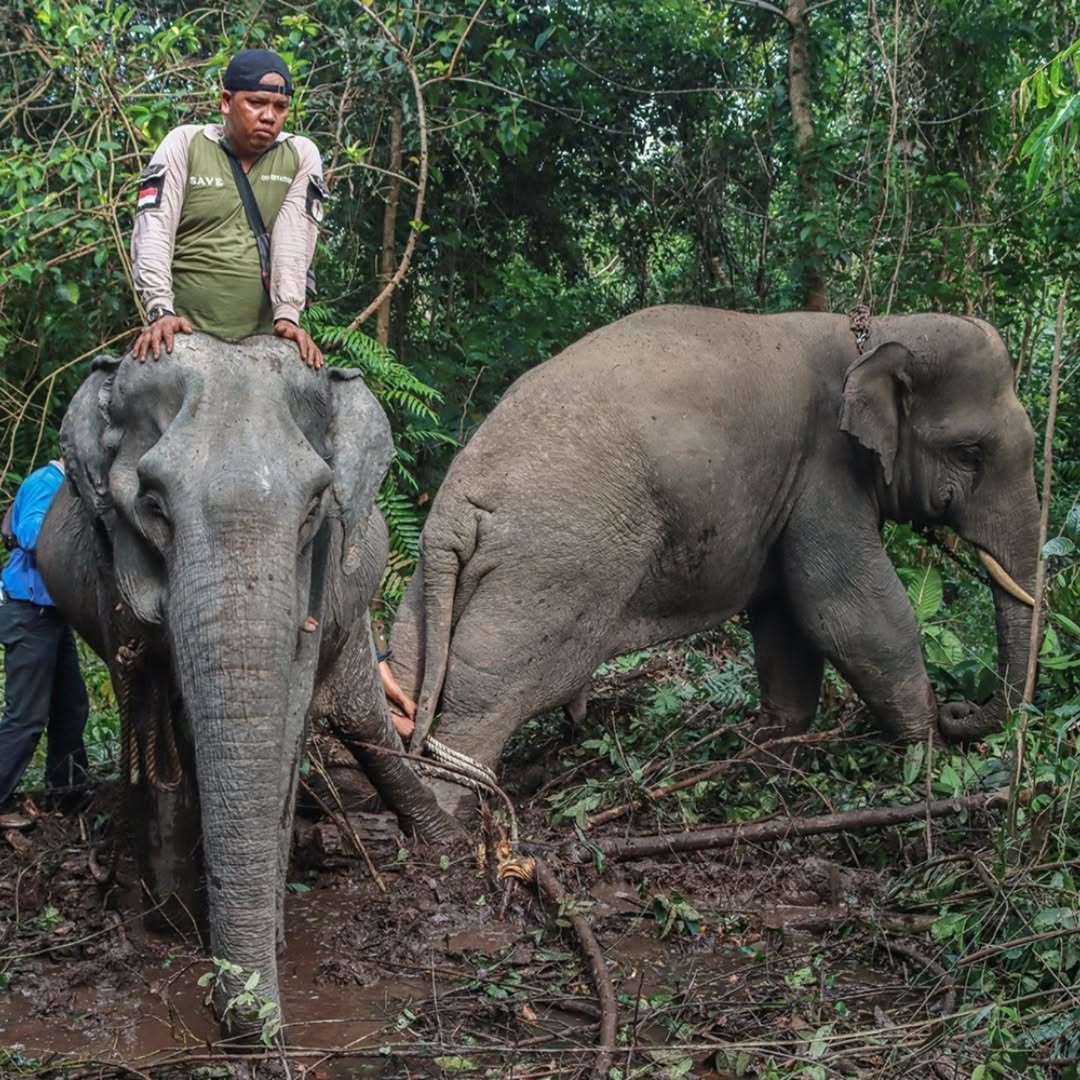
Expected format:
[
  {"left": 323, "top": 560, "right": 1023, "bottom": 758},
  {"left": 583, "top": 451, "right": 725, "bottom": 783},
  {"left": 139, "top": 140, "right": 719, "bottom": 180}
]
[{"left": 1, "top": 1, "right": 1080, "bottom": 1076}]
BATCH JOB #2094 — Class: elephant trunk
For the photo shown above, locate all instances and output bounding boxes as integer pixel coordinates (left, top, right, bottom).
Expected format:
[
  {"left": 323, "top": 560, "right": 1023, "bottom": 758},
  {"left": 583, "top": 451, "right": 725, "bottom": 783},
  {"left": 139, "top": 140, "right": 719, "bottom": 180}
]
[
  {"left": 169, "top": 533, "right": 310, "bottom": 1038},
  {"left": 939, "top": 494, "right": 1040, "bottom": 741}
]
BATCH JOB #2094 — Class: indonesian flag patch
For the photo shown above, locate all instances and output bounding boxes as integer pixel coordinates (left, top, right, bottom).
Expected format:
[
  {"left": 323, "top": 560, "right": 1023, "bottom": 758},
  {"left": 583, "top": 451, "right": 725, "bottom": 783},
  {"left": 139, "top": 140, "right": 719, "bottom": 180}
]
[{"left": 135, "top": 162, "right": 166, "bottom": 213}]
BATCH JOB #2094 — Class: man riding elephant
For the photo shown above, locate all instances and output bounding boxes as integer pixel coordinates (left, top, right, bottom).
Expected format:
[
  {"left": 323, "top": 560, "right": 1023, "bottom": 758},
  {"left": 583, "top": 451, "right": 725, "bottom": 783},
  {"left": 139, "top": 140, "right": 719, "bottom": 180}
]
[{"left": 130, "top": 47, "right": 326, "bottom": 367}]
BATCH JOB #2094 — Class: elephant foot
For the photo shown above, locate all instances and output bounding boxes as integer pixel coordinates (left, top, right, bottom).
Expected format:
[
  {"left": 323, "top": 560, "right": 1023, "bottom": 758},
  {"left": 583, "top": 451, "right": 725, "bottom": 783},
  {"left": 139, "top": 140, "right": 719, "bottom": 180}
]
[
  {"left": 741, "top": 714, "right": 806, "bottom": 774},
  {"left": 398, "top": 802, "right": 469, "bottom": 847}
]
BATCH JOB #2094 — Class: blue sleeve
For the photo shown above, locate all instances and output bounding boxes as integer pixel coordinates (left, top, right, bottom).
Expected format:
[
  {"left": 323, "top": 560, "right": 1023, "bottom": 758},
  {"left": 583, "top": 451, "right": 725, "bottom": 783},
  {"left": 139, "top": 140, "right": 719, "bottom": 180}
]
[{"left": 12, "top": 468, "right": 61, "bottom": 553}]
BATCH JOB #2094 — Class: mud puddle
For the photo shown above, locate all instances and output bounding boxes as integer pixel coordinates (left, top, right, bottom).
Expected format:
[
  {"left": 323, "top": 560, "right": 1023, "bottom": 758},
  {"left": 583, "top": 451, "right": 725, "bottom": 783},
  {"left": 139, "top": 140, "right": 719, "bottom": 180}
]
[
  {"left": 1, "top": 795, "right": 933, "bottom": 1079},
  {"left": 0, "top": 891, "right": 433, "bottom": 1067}
]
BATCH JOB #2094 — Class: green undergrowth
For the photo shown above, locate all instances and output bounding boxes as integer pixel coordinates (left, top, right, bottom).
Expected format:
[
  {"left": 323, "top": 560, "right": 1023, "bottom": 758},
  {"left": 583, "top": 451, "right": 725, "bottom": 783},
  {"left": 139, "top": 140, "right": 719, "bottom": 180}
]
[{"left": 504, "top": 630, "right": 1080, "bottom": 1076}]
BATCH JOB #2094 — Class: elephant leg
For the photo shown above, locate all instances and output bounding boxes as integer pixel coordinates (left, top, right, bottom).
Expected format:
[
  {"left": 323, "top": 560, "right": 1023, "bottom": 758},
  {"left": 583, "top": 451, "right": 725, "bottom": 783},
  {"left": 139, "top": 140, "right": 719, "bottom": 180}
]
[
  {"left": 784, "top": 525, "right": 939, "bottom": 741},
  {"left": 564, "top": 684, "right": 590, "bottom": 726},
  {"left": 314, "top": 619, "right": 462, "bottom": 844},
  {"left": 422, "top": 601, "right": 600, "bottom": 820},
  {"left": 746, "top": 598, "right": 824, "bottom": 754}
]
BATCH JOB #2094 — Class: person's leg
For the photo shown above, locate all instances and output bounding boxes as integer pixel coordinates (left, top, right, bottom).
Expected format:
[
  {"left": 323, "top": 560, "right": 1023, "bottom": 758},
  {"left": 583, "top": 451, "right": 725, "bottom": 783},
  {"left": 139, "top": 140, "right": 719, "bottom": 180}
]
[
  {"left": 44, "top": 619, "right": 90, "bottom": 796},
  {"left": 0, "top": 602, "right": 59, "bottom": 807}
]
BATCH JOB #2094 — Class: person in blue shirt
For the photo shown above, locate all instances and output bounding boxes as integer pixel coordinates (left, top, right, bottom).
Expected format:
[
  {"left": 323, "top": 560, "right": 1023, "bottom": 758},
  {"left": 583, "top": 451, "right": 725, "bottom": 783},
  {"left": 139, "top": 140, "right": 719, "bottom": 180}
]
[{"left": 0, "top": 458, "right": 89, "bottom": 827}]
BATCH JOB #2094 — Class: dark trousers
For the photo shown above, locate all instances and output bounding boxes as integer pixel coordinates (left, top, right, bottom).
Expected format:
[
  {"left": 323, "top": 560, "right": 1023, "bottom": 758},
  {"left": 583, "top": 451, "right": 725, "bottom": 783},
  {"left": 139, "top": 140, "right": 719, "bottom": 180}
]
[{"left": 0, "top": 598, "right": 89, "bottom": 808}]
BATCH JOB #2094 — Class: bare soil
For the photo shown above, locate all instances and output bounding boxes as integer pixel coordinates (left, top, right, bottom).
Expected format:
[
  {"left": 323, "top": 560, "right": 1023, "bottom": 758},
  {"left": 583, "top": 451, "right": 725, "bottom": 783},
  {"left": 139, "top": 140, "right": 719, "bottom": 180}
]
[{"left": 0, "top": 662, "right": 995, "bottom": 1080}]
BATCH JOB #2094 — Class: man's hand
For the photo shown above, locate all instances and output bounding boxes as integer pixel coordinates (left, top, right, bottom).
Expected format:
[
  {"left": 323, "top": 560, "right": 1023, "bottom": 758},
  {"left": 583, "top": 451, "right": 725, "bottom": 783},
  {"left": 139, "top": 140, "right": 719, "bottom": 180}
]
[
  {"left": 274, "top": 319, "right": 324, "bottom": 369},
  {"left": 133, "top": 314, "right": 193, "bottom": 362}
]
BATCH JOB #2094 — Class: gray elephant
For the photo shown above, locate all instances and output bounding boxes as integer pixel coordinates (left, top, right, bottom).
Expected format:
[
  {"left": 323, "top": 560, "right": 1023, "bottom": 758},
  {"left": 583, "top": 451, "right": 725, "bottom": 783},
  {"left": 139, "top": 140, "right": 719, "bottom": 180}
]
[
  {"left": 38, "top": 334, "right": 458, "bottom": 1037},
  {"left": 390, "top": 306, "right": 1038, "bottom": 819}
]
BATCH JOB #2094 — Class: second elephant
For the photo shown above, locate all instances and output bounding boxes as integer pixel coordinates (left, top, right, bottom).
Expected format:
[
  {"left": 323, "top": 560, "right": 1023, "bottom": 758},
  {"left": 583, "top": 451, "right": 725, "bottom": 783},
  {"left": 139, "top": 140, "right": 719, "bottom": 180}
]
[{"left": 390, "top": 305, "right": 1039, "bottom": 819}]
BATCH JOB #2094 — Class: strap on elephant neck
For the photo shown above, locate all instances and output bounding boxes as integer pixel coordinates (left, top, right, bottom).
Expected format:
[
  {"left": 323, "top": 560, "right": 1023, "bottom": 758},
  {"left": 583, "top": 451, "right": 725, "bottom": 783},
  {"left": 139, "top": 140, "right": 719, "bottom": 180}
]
[{"left": 849, "top": 304, "right": 872, "bottom": 354}]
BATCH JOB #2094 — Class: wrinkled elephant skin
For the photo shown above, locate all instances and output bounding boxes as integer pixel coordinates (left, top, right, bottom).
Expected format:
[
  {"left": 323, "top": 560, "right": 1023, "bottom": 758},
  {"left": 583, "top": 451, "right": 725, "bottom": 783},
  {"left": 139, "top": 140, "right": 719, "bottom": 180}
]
[
  {"left": 390, "top": 306, "right": 1039, "bottom": 819},
  {"left": 38, "top": 334, "right": 459, "bottom": 1038}
]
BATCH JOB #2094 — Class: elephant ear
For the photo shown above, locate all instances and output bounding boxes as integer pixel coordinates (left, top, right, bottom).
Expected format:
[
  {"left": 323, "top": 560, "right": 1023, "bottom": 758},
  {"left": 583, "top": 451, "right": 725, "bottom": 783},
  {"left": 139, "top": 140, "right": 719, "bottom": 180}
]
[
  {"left": 326, "top": 368, "right": 395, "bottom": 575},
  {"left": 60, "top": 355, "right": 121, "bottom": 522},
  {"left": 839, "top": 341, "right": 915, "bottom": 486},
  {"left": 60, "top": 354, "right": 167, "bottom": 626}
]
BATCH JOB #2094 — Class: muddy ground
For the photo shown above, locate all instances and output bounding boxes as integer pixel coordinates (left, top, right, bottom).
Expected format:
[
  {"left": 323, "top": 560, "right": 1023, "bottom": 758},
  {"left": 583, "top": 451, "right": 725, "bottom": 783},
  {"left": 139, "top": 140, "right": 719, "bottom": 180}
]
[{"left": 0, "top": 650, "right": 1009, "bottom": 1080}]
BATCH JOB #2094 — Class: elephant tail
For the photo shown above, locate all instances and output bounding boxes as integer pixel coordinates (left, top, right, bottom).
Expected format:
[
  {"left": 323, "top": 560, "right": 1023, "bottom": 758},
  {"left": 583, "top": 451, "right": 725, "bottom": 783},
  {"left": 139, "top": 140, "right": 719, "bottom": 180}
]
[{"left": 410, "top": 513, "right": 475, "bottom": 751}]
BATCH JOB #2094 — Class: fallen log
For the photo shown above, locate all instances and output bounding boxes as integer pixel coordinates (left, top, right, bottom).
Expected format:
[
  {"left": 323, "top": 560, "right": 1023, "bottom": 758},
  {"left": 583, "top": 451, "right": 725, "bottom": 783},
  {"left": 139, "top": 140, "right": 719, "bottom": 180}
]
[{"left": 574, "top": 787, "right": 1014, "bottom": 863}]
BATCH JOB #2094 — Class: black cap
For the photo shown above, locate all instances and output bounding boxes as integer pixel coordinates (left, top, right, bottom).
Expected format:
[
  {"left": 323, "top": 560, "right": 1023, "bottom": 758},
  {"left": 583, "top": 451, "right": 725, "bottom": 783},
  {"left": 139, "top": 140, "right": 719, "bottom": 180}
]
[{"left": 222, "top": 49, "right": 293, "bottom": 96}]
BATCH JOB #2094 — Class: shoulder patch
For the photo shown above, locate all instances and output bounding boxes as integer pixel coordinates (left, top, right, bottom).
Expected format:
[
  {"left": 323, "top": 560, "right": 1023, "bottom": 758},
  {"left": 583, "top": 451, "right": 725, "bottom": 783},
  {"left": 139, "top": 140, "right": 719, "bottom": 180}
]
[
  {"left": 305, "top": 175, "right": 330, "bottom": 223},
  {"left": 136, "top": 162, "right": 166, "bottom": 213}
]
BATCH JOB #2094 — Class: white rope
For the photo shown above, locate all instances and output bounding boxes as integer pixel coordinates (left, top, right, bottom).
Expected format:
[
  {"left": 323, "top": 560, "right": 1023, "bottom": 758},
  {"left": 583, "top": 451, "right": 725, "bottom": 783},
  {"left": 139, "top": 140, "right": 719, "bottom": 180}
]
[{"left": 417, "top": 736, "right": 518, "bottom": 841}]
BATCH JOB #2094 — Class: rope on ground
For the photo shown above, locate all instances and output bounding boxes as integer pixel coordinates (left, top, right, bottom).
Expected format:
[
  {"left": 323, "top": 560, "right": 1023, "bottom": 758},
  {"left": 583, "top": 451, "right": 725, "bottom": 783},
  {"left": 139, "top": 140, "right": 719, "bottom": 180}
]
[{"left": 499, "top": 851, "right": 617, "bottom": 1080}]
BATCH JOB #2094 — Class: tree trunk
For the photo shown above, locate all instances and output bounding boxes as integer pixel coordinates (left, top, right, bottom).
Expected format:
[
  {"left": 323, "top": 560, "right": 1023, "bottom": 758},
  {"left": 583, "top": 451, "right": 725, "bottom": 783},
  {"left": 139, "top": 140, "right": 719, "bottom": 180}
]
[
  {"left": 785, "top": 0, "right": 828, "bottom": 311},
  {"left": 376, "top": 102, "right": 403, "bottom": 347}
]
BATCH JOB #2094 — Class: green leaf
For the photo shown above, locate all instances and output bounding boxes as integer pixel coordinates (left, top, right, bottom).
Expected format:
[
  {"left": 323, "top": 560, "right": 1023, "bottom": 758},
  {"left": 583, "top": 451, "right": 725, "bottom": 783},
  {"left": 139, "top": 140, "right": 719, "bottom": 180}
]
[
  {"left": 931, "top": 911, "right": 968, "bottom": 945},
  {"left": 938, "top": 762, "right": 962, "bottom": 795},
  {"left": 903, "top": 740, "right": 925, "bottom": 786},
  {"left": 1042, "top": 536, "right": 1076, "bottom": 558},
  {"left": 906, "top": 566, "right": 943, "bottom": 623},
  {"left": 1064, "top": 503, "right": 1080, "bottom": 538},
  {"left": 244, "top": 970, "right": 260, "bottom": 992}
]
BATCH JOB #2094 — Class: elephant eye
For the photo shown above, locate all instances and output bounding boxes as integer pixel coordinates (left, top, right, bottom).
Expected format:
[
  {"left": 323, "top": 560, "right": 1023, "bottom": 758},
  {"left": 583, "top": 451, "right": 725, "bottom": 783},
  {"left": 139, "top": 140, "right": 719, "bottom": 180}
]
[
  {"left": 139, "top": 489, "right": 169, "bottom": 519},
  {"left": 955, "top": 443, "right": 982, "bottom": 467}
]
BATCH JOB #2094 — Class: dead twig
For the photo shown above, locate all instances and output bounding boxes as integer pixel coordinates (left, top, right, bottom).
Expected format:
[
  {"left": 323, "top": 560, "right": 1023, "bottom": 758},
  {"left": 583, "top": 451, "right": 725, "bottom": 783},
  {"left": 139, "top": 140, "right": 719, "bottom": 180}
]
[
  {"left": 1023, "top": 284, "right": 1066, "bottom": 705},
  {"left": 1013, "top": 285, "right": 1067, "bottom": 845},
  {"left": 531, "top": 858, "right": 617, "bottom": 1080},
  {"left": 956, "top": 924, "right": 1080, "bottom": 969}
]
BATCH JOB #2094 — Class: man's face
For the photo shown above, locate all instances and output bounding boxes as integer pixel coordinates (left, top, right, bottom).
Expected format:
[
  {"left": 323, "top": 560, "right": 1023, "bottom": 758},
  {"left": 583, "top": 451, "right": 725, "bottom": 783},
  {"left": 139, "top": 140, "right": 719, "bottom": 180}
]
[{"left": 221, "top": 74, "right": 289, "bottom": 154}]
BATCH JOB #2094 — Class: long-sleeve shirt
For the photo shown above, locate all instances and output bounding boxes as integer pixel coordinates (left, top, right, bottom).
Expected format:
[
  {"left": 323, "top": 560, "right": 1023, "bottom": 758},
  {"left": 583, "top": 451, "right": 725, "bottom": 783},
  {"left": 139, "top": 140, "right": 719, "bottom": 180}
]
[
  {"left": 131, "top": 123, "right": 327, "bottom": 335},
  {"left": 1, "top": 461, "right": 65, "bottom": 605}
]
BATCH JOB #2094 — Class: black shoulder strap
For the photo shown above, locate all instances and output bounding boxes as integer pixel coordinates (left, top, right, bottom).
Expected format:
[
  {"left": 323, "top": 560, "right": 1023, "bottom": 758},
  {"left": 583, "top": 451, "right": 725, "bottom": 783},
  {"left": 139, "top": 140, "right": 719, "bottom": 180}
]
[
  {"left": 222, "top": 145, "right": 272, "bottom": 295},
  {"left": 2, "top": 500, "right": 16, "bottom": 550}
]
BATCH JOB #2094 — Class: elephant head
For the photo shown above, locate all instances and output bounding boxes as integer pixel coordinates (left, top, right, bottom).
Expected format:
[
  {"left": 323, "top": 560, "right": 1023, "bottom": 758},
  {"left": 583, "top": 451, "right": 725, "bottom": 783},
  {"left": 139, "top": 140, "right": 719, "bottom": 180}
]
[
  {"left": 840, "top": 314, "right": 1039, "bottom": 740},
  {"left": 55, "top": 333, "right": 428, "bottom": 1034}
]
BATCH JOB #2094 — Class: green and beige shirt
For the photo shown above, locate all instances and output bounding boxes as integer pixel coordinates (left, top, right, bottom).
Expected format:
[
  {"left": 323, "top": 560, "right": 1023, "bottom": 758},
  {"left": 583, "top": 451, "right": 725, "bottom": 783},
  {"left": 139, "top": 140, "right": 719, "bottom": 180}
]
[{"left": 131, "top": 124, "right": 327, "bottom": 341}]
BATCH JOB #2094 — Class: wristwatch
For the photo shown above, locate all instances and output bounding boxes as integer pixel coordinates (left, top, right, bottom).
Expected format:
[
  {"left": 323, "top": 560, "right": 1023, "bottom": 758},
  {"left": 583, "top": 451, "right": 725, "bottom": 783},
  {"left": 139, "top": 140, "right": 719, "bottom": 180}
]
[{"left": 146, "top": 305, "right": 174, "bottom": 324}]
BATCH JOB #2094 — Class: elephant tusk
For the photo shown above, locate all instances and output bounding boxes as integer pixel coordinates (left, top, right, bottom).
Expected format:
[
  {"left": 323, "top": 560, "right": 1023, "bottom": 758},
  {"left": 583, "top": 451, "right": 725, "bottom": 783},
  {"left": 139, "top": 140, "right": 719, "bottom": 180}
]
[{"left": 977, "top": 548, "right": 1035, "bottom": 608}]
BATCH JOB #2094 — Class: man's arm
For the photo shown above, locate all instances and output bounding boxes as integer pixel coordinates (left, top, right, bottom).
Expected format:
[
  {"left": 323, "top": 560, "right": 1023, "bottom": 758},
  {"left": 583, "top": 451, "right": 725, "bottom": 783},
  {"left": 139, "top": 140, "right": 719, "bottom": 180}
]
[
  {"left": 12, "top": 469, "right": 62, "bottom": 553},
  {"left": 130, "top": 125, "right": 197, "bottom": 315},
  {"left": 269, "top": 136, "right": 326, "bottom": 369},
  {"left": 269, "top": 135, "right": 326, "bottom": 325},
  {"left": 130, "top": 125, "right": 197, "bottom": 361}
]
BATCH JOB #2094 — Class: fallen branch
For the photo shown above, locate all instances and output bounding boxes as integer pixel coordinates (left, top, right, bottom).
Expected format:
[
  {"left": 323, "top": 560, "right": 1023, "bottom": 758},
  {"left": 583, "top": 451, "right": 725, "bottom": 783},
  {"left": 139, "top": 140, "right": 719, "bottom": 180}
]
[
  {"left": 877, "top": 936, "right": 957, "bottom": 1017},
  {"left": 577, "top": 787, "right": 1014, "bottom": 863},
  {"left": 585, "top": 725, "right": 845, "bottom": 829},
  {"left": 956, "top": 924, "right": 1080, "bottom": 969},
  {"left": 531, "top": 858, "right": 618, "bottom": 1080}
]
